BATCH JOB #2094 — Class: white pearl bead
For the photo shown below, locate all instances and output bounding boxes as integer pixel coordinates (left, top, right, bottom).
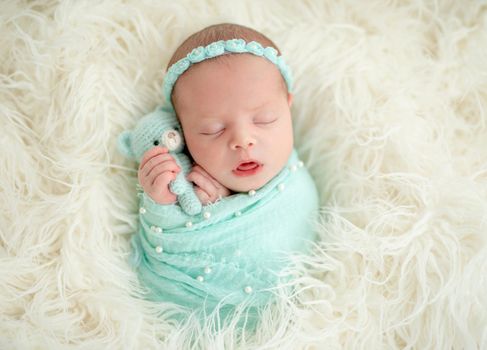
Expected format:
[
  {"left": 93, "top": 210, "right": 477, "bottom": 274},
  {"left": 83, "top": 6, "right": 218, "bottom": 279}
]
[
  {"left": 139, "top": 207, "right": 146, "bottom": 214},
  {"left": 244, "top": 286, "right": 253, "bottom": 294},
  {"left": 235, "top": 211, "right": 242, "bottom": 217},
  {"left": 196, "top": 275, "right": 204, "bottom": 282},
  {"left": 151, "top": 226, "right": 162, "bottom": 233},
  {"left": 204, "top": 266, "right": 212, "bottom": 274},
  {"left": 186, "top": 221, "right": 193, "bottom": 228},
  {"left": 290, "top": 165, "right": 297, "bottom": 172},
  {"left": 298, "top": 161, "right": 304, "bottom": 168},
  {"left": 203, "top": 211, "right": 211, "bottom": 219},
  {"left": 278, "top": 183, "right": 285, "bottom": 192},
  {"left": 155, "top": 245, "right": 163, "bottom": 253},
  {"left": 248, "top": 190, "right": 256, "bottom": 196}
]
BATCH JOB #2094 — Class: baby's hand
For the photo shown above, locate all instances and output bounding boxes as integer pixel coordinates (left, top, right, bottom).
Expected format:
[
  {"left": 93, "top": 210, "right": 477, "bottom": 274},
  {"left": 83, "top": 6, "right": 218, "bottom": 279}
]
[
  {"left": 138, "top": 147, "right": 180, "bottom": 205},
  {"left": 187, "top": 165, "right": 231, "bottom": 205}
]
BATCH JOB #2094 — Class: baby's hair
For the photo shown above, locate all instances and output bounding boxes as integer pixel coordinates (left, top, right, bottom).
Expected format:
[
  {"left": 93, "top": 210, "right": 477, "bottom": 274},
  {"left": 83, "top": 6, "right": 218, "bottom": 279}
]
[{"left": 167, "top": 23, "right": 286, "bottom": 108}]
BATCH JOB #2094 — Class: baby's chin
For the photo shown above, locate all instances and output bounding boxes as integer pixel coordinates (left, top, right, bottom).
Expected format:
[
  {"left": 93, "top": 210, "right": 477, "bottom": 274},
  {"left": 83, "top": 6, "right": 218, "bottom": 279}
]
[
  {"left": 224, "top": 171, "right": 276, "bottom": 193},
  {"left": 227, "top": 182, "right": 265, "bottom": 193}
]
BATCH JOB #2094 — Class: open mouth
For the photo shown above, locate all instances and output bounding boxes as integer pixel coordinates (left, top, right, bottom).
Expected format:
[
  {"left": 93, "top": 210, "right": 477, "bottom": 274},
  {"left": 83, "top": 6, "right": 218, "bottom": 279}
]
[{"left": 232, "top": 161, "right": 263, "bottom": 177}]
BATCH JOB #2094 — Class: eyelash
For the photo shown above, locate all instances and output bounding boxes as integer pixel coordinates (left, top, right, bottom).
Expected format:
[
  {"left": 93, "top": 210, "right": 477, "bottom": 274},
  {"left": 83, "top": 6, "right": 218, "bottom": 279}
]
[{"left": 201, "top": 129, "right": 224, "bottom": 136}]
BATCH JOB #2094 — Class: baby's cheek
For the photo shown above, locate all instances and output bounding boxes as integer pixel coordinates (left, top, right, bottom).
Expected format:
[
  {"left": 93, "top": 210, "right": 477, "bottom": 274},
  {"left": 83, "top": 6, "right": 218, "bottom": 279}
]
[
  {"left": 184, "top": 135, "right": 204, "bottom": 158},
  {"left": 186, "top": 139, "right": 220, "bottom": 168},
  {"left": 201, "top": 151, "right": 228, "bottom": 181}
]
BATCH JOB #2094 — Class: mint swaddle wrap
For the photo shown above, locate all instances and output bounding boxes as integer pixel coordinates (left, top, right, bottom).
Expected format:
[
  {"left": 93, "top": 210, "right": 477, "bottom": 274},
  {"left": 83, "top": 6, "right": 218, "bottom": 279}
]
[{"left": 130, "top": 149, "right": 319, "bottom": 320}]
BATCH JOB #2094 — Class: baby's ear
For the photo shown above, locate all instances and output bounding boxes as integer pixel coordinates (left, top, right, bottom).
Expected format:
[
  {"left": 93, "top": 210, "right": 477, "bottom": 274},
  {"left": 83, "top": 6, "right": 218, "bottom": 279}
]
[
  {"left": 117, "top": 130, "right": 136, "bottom": 159},
  {"left": 287, "top": 93, "right": 294, "bottom": 108}
]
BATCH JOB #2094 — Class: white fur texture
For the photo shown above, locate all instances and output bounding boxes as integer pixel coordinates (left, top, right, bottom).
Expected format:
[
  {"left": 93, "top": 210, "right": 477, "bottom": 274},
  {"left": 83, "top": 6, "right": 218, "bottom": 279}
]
[{"left": 1, "top": 0, "right": 487, "bottom": 348}]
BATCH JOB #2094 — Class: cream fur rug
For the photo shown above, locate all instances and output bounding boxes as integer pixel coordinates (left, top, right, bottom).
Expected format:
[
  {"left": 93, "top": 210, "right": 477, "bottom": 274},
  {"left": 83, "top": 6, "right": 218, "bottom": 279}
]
[{"left": 1, "top": 0, "right": 487, "bottom": 348}]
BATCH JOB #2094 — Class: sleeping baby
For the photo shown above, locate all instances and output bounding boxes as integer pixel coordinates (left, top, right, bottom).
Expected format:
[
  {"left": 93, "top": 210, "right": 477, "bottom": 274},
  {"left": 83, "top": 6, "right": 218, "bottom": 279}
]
[{"left": 118, "top": 23, "right": 319, "bottom": 324}]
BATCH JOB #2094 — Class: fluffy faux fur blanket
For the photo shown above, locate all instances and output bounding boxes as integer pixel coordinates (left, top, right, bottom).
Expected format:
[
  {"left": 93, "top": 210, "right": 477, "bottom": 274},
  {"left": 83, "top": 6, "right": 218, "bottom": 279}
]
[{"left": 1, "top": 0, "right": 486, "bottom": 349}]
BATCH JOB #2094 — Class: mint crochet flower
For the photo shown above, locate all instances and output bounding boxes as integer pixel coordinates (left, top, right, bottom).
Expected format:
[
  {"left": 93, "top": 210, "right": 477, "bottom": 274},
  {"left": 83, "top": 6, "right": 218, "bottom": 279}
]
[
  {"left": 187, "top": 46, "right": 206, "bottom": 63},
  {"left": 172, "top": 58, "right": 190, "bottom": 75},
  {"left": 225, "top": 39, "right": 246, "bottom": 53},
  {"left": 246, "top": 41, "right": 264, "bottom": 56},
  {"left": 205, "top": 40, "right": 225, "bottom": 57}
]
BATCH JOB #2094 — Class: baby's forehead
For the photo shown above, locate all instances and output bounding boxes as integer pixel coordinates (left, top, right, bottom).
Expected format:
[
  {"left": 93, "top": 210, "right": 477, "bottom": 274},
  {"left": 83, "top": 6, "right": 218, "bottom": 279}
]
[{"left": 175, "top": 54, "right": 287, "bottom": 96}]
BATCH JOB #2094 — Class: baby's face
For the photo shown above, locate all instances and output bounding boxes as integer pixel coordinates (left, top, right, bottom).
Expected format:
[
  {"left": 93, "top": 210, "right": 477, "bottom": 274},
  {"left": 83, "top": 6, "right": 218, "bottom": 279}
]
[{"left": 173, "top": 54, "right": 293, "bottom": 192}]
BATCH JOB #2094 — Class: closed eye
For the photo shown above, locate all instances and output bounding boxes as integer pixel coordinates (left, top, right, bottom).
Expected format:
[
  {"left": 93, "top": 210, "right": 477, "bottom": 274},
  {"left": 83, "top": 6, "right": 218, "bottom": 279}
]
[
  {"left": 200, "top": 129, "right": 224, "bottom": 136},
  {"left": 254, "top": 118, "right": 278, "bottom": 125}
]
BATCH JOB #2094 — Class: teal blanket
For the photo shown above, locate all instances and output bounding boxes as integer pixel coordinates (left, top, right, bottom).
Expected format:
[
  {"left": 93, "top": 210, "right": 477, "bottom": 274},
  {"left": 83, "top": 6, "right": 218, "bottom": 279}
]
[{"left": 130, "top": 149, "right": 319, "bottom": 321}]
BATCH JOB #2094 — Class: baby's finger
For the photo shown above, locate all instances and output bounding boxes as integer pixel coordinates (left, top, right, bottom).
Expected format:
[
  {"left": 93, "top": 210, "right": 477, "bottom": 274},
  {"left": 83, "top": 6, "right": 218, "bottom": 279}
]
[
  {"left": 138, "top": 156, "right": 175, "bottom": 186},
  {"left": 194, "top": 186, "right": 211, "bottom": 205},
  {"left": 139, "top": 146, "right": 169, "bottom": 170},
  {"left": 191, "top": 165, "right": 221, "bottom": 189},
  {"left": 187, "top": 171, "right": 216, "bottom": 199},
  {"left": 146, "top": 159, "right": 180, "bottom": 178},
  {"left": 152, "top": 171, "right": 177, "bottom": 189},
  {"left": 148, "top": 165, "right": 180, "bottom": 187},
  {"left": 140, "top": 153, "right": 177, "bottom": 177}
]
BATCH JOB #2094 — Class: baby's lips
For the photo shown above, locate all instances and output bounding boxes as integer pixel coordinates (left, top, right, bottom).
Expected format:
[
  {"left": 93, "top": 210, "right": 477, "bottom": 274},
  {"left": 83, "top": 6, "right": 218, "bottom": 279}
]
[{"left": 234, "top": 159, "right": 261, "bottom": 171}]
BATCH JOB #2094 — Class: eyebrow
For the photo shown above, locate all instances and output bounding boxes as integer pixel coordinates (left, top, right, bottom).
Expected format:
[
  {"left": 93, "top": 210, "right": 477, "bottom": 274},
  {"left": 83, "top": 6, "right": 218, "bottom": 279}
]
[{"left": 248, "top": 101, "right": 268, "bottom": 112}]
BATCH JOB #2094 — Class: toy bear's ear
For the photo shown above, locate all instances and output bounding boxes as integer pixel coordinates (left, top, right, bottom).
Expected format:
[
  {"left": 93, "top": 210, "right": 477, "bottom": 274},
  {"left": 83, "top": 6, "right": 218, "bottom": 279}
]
[{"left": 117, "top": 130, "right": 136, "bottom": 159}]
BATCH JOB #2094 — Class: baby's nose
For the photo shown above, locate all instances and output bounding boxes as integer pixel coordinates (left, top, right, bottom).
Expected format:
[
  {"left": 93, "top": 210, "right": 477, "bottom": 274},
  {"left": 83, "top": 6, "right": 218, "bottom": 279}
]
[{"left": 230, "top": 133, "right": 256, "bottom": 150}]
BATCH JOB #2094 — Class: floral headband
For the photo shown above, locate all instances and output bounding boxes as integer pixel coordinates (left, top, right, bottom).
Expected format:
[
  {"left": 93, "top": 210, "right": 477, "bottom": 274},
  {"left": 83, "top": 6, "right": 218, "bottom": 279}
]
[{"left": 162, "top": 38, "right": 293, "bottom": 110}]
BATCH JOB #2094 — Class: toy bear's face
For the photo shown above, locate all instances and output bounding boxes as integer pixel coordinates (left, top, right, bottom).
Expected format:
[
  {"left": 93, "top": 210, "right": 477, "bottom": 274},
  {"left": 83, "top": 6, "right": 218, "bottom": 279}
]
[
  {"left": 158, "top": 129, "right": 182, "bottom": 151},
  {"left": 118, "top": 107, "right": 185, "bottom": 161}
]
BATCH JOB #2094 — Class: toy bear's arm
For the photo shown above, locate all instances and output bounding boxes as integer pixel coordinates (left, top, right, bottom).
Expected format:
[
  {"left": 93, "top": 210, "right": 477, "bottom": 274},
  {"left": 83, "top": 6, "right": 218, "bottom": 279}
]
[
  {"left": 169, "top": 152, "right": 192, "bottom": 195},
  {"left": 169, "top": 152, "right": 203, "bottom": 215}
]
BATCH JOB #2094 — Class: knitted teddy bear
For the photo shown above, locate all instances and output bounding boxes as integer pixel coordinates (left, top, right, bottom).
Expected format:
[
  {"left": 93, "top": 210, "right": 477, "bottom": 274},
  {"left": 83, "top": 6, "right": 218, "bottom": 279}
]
[{"left": 117, "top": 106, "right": 202, "bottom": 216}]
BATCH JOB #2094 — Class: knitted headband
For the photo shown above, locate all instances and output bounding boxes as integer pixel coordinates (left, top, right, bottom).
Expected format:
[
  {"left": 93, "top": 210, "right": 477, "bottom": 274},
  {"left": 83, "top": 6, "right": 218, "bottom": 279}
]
[{"left": 163, "top": 38, "right": 293, "bottom": 110}]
